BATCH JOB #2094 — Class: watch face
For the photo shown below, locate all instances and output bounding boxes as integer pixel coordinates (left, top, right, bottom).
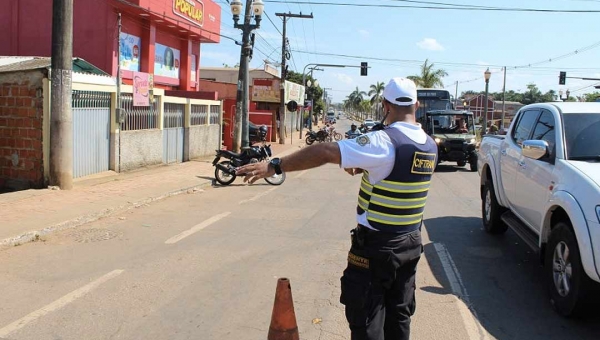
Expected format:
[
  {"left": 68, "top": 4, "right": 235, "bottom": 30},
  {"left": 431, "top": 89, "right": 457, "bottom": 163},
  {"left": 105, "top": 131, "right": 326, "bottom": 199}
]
[{"left": 271, "top": 158, "right": 281, "bottom": 166}]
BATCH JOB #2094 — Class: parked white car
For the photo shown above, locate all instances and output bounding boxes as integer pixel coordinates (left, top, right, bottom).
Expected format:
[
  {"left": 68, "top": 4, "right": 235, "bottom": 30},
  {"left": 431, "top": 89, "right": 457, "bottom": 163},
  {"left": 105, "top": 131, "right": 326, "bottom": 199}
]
[{"left": 477, "top": 102, "right": 600, "bottom": 316}]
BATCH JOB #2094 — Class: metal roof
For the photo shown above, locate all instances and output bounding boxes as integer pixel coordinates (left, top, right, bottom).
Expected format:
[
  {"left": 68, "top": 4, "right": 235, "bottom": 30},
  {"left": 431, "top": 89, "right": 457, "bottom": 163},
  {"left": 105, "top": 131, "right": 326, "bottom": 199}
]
[{"left": 0, "top": 57, "right": 109, "bottom": 76}]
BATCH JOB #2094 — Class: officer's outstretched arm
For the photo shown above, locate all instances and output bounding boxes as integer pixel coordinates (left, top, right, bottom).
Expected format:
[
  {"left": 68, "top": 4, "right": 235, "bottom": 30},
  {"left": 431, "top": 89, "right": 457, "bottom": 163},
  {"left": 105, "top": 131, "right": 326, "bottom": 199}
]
[
  {"left": 235, "top": 143, "right": 341, "bottom": 184},
  {"left": 279, "top": 142, "right": 341, "bottom": 172}
]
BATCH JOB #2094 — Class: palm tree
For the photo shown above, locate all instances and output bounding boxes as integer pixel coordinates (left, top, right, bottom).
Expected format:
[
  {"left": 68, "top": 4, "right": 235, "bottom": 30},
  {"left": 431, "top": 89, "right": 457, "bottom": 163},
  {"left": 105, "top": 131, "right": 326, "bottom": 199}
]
[
  {"left": 368, "top": 81, "right": 385, "bottom": 120},
  {"left": 407, "top": 59, "right": 448, "bottom": 88},
  {"left": 346, "top": 87, "right": 367, "bottom": 119}
]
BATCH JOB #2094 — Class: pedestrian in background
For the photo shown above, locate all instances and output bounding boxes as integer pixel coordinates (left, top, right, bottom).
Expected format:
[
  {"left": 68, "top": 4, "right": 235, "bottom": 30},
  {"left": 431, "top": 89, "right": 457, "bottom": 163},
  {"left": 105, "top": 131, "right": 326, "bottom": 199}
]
[{"left": 236, "top": 77, "right": 438, "bottom": 340}]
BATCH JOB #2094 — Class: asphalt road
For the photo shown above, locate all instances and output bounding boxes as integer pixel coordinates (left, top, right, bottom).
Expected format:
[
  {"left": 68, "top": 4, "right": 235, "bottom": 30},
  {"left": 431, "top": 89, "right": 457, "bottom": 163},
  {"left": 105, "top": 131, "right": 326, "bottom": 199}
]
[{"left": 0, "top": 117, "right": 599, "bottom": 340}]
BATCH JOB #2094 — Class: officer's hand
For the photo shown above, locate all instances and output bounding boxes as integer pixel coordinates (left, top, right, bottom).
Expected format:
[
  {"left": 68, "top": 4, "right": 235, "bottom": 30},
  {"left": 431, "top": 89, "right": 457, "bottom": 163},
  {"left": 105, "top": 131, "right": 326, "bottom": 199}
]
[
  {"left": 344, "top": 168, "right": 364, "bottom": 176},
  {"left": 235, "top": 162, "right": 275, "bottom": 184}
]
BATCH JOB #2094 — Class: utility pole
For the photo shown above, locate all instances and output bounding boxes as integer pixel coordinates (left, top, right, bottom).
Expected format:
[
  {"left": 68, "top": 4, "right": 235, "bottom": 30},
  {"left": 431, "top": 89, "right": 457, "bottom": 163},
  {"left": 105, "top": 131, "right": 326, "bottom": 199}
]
[
  {"left": 50, "top": 0, "right": 74, "bottom": 189},
  {"left": 501, "top": 66, "right": 507, "bottom": 130},
  {"left": 276, "top": 12, "right": 313, "bottom": 144},
  {"left": 231, "top": 0, "right": 263, "bottom": 151},
  {"left": 454, "top": 81, "right": 459, "bottom": 109}
]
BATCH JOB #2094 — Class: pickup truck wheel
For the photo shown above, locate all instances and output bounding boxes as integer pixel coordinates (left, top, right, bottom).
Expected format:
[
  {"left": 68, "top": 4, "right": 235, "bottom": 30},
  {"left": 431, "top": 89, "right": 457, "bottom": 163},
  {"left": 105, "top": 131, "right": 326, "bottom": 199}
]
[
  {"left": 482, "top": 182, "right": 508, "bottom": 234},
  {"left": 546, "top": 222, "right": 591, "bottom": 317},
  {"left": 457, "top": 160, "right": 467, "bottom": 167}
]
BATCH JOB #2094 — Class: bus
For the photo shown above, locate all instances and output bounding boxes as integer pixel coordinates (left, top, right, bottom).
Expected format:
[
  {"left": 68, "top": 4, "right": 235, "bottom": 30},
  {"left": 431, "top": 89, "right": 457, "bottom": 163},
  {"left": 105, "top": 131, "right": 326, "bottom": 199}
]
[{"left": 416, "top": 89, "right": 454, "bottom": 124}]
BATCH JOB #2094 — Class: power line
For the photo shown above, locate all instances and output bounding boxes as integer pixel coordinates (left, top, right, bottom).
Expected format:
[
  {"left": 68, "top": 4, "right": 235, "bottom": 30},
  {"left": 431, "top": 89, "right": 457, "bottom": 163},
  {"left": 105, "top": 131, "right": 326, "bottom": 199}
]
[
  {"left": 263, "top": 1, "right": 600, "bottom": 12},
  {"left": 264, "top": 11, "right": 283, "bottom": 36}
]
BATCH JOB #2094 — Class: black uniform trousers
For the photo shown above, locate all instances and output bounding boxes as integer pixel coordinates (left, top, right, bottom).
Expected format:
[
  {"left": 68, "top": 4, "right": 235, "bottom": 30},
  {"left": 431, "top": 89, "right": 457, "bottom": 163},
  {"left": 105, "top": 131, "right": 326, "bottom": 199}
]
[{"left": 340, "top": 225, "right": 423, "bottom": 340}]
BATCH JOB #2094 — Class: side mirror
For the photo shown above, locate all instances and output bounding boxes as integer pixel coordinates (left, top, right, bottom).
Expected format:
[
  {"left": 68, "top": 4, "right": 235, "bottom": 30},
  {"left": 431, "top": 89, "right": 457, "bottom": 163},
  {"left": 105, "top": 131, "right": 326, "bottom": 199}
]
[{"left": 522, "top": 140, "right": 549, "bottom": 160}]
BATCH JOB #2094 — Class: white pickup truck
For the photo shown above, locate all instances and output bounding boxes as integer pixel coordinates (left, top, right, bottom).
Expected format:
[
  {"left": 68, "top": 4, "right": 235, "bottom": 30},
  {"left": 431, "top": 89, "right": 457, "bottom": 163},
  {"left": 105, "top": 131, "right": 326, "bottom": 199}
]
[{"left": 477, "top": 102, "right": 600, "bottom": 316}]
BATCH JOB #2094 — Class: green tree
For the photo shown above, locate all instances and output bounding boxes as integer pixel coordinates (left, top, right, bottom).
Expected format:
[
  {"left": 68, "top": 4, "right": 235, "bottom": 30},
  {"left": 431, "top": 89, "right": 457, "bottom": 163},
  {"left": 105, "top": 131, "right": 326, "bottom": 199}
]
[
  {"left": 584, "top": 92, "right": 600, "bottom": 102},
  {"left": 347, "top": 87, "right": 367, "bottom": 110},
  {"left": 407, "top": 59, "right": 448, "bottom": 88},
  {"left": 369, "top": 81, "right": 385, "bottom": 120},
  {"left": 222, "top": 63, "right": 240, "bottom": 68}
]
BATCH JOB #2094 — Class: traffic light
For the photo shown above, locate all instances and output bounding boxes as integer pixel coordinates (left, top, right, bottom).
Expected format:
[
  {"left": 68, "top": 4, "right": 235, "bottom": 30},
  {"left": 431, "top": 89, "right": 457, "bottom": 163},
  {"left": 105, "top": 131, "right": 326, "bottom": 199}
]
[
  {"left": 559, "top": 71, "right": 566, "bottom": 85},
  {"left": 360, "top": 62, "right": 368, "bottom": 76}
]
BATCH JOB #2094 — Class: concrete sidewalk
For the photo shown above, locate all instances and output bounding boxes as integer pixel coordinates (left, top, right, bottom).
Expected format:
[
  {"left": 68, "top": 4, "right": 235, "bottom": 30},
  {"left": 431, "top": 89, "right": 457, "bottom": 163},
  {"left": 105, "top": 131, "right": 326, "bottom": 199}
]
[{"left": 0, "top": 139, "right": 307, "bottom": 250}]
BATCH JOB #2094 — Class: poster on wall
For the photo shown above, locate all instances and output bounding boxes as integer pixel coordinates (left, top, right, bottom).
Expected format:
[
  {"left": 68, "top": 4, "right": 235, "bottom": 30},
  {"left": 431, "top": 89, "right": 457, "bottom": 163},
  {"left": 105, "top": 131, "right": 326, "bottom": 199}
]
[
  {"left": 154, "top": 43, "right": 180, "bottom": 79},
  {"left": 191, "top": 55, "right": 197, "bottom": 82},
  {"left": 133, "top": 72, "right": 153, "bottom": 106},
  {"left": 119, "top": 33, "right": 141, "bottom": 72}
]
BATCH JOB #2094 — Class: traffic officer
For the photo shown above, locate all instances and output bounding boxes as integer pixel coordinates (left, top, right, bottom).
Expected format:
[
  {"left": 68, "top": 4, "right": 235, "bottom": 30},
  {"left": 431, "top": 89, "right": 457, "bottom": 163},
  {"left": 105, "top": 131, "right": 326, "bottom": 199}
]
[{"left": 235, "top": 77, "right": 437, "bottom": 340}]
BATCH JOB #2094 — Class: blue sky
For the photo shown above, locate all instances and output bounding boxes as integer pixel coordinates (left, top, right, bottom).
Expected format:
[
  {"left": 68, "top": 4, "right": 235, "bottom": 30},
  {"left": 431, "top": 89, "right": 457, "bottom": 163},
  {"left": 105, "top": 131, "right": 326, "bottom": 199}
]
[{"left": 201, "top": 0, "right": 600, "bottom": 103}]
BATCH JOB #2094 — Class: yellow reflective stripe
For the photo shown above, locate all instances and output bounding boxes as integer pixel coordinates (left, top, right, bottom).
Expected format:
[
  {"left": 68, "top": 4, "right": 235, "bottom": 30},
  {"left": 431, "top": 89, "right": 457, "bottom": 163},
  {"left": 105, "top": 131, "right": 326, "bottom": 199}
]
[
  {"left": 379, "top": 179, "right": 430, "bottom": 186},
  {"left": 369, "top": 197, "right": 426, "bottom": 210},
  {"left": 366, "top": 210, "right": 423, "bottom": 225},
  {"left": 372, "top": 185, "right": 429, "bottom": 194},
  {"left": 367, "top": 216, "right": 423, "bottom": 226},
  {"left": 361, "top": 178, "right": 373, "bottom": 188},
  {"left": 369, "top": 192, "right": 427, "bottom": 203},
  {"left": 368, "top": 210, "right": 424, "bottom": 218},
  {"left": 358, "top": 196, "right": 369, "bottom": 210},
  {"left": 372, "top": 180, "right": 430, "bottom": 193}
]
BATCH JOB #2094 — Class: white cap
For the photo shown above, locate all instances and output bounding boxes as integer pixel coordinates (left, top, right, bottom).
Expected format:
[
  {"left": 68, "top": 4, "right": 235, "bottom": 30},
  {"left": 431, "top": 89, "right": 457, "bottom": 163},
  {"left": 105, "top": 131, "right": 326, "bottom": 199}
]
[{"left": 382, "top": 77, "right": 417, "bottom": 106}]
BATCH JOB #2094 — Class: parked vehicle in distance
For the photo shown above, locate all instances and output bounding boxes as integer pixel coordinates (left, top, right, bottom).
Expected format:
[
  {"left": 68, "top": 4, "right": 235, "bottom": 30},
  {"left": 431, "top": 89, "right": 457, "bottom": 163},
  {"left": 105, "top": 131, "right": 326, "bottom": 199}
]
[{"left": 477, "top": 102, "right": 600, "bottom": 317}]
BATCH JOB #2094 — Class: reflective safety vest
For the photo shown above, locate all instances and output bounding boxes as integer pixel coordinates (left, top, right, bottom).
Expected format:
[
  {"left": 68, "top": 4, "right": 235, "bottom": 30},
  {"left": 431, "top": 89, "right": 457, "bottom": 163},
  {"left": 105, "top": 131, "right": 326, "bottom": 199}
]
[{"left": 357, "top": 127, "right": 438, "bottom": 233}]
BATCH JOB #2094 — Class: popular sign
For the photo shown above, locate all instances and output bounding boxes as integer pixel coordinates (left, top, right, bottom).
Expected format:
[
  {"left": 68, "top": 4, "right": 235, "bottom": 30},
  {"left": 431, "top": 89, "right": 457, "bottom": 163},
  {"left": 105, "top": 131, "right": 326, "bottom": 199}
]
[{"left": 173, "top": 0, "right": 204, "bottom": 27}]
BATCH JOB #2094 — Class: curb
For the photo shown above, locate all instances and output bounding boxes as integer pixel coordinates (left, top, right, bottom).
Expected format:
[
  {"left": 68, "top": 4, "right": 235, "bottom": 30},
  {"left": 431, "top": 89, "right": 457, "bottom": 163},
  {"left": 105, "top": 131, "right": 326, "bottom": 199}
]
[
  {"left": 0, "top": 143, "right": 305, "bottom": 251},
  {"left": 0, "top": 180, "right": 214, "bottom": 251}
]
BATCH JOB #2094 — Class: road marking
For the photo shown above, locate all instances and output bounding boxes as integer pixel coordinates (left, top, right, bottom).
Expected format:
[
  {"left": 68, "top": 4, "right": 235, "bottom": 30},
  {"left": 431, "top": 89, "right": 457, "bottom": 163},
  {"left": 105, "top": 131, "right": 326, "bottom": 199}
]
[
  {"left": 165, "top": 212, "right": 231, "bottom": 244},
  {"left": 0, "top": 269, "right": 124, "bottom": 337},
  {"left": 238, "top": 187, "right": 278, "bottom": 204},
  {"left": 433, "top": 243, "right": 490, "bottom": 340},
  {"left": 294, "top": 170, "right": 308, "bottom": 179}
]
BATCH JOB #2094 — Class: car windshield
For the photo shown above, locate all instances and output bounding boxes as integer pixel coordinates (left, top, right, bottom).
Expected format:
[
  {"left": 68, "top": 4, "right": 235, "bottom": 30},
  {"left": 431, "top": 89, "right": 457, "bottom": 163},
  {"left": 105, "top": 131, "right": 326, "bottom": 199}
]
[
  {"left": 365, "top": 121, "right": 375, "bottom": 126},
  {"left": 562, "top": 113, "right": 600, "bottom": 161},
  {"left": 427, "top": 114, "right": 475, "bottom": 134}
]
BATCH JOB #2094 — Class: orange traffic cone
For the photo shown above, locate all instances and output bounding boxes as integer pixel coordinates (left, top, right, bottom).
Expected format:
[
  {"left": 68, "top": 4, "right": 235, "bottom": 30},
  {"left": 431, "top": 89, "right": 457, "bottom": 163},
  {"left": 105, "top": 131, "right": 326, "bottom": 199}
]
[{"left": 268, "top": 278, "right": 300, "bottom": 340}]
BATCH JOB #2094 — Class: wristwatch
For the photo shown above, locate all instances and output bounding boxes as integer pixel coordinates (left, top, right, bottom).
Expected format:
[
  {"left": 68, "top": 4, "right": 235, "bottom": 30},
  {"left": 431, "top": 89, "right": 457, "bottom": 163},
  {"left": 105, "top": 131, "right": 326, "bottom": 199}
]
[{"left": 269, "top": 158, "right": 283, "bottom": 175}]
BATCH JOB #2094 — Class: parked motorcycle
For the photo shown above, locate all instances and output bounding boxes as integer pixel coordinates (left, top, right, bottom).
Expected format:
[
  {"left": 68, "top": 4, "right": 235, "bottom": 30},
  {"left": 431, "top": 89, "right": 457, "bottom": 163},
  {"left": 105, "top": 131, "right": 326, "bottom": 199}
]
[
  {"left": 212, "top": 143, "right": 286, "bottom": 186},
  {"left": 249, "top": 122, "right": 268, "bottom": 142},
  {"left": 305, "top": 129, "right": 330, "bottom": 145}
]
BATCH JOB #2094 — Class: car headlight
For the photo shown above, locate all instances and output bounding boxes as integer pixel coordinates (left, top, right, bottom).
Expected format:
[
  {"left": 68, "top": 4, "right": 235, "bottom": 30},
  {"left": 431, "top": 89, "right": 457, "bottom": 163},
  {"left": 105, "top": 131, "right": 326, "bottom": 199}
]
[
  {"left": 596, "top": 205, "right": 600, "bottom": 223},
  {"left": 435, "top": 138, "right": 442, "bottom": 143}
]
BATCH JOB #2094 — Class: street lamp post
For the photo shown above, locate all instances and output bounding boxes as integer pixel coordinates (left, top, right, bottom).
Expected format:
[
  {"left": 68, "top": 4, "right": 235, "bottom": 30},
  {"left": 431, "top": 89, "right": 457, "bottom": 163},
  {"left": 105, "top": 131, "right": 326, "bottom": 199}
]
[
  {"left": 303, "top": 79, "right": 318, "bottom": 139},
  {"left": 483, "top": 68, "right": 491, "bottom": 135},
  {"left": 301, "top": 63, "right": 346, "bottom": 131},
  {"left": 230, "top": 0, "right": 264, "bottom": 151},
  {"left": 559, "top": 89, "right": 571, "bottom": 101}
]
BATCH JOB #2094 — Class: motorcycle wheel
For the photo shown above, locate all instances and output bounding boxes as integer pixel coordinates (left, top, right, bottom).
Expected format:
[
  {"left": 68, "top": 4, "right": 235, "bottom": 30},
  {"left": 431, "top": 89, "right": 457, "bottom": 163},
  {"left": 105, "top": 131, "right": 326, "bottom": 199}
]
[
  {"left": 334, "top": 132, "right": 343, "bottom": 141},
  {"left": 305, "top": 136, "right": 315, "bottom": 145},
  {"left": 264, "top": 172, "right": 286, "bottom": 185},
  {"left": 214, "top": 161, "right": 236, "bottom": 185}
]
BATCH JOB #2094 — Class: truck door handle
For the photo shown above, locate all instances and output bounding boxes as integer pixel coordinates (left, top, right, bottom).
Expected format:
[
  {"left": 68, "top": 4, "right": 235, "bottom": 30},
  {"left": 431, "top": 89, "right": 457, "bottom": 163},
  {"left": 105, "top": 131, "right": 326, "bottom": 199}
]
[{"left": 501, "top": 149, "right": 507, "bottom": 156}]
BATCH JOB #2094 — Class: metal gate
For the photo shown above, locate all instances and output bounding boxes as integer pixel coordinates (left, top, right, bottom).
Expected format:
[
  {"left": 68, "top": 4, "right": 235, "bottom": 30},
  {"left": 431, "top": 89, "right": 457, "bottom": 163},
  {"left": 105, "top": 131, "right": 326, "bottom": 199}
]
[
  {"left": 72, "top": 91, "right": 111, "bottom": 178},
  {"left": 163, "top": 103, "right": 184, "bottom": 164}
]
